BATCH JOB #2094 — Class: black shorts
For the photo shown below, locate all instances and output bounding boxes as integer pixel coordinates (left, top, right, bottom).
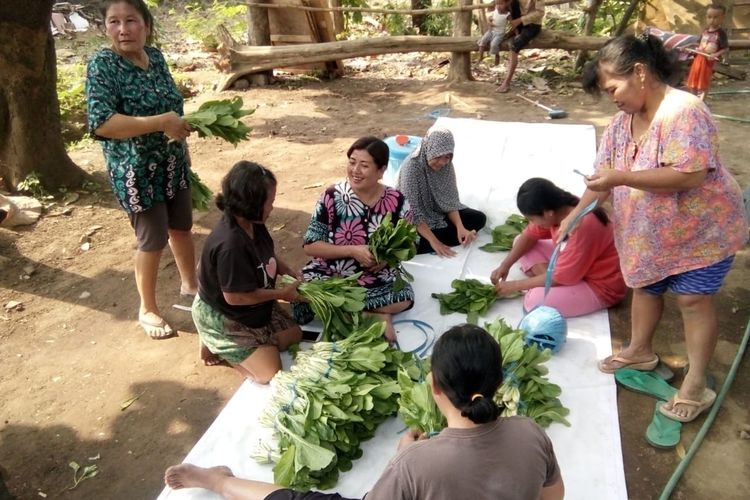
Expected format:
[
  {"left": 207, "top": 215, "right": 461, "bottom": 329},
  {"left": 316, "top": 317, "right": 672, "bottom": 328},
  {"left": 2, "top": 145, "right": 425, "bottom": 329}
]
[
  {"left": 510, "top": 23, "right": 542, "bottom": 53},
  {"left": 265, "top": 490, "right": 359, "bottom": 500},
  {"left": 127, "top": 187, "right": 193, "bottom": 251}
]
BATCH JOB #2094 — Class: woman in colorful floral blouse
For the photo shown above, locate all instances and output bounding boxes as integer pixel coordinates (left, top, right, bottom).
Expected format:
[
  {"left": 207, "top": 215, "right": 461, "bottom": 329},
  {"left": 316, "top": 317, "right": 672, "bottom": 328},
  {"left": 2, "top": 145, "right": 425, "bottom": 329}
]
[
  {"left": 86, "top": 0, "right": 197, "bottom": 339},
  {"left": 293, "top": 137, "right": 415, "bottom": 342}
]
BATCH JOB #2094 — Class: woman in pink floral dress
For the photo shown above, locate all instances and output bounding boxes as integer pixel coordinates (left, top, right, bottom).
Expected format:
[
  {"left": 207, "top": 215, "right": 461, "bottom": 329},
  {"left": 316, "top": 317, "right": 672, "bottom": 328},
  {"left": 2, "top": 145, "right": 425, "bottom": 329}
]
[
  {"left": 294, "top": 137, "right": 415, "bottom": 341},
  {"left": 564, "top": 34, "right": 747, "bottom": 424}
]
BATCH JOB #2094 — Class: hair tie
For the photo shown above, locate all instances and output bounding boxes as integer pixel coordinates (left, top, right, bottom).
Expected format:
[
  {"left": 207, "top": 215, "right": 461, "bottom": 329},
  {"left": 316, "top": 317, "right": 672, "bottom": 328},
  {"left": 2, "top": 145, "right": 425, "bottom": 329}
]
[{"left": 471, "top": 393, "right": 484, "bottom": 402}]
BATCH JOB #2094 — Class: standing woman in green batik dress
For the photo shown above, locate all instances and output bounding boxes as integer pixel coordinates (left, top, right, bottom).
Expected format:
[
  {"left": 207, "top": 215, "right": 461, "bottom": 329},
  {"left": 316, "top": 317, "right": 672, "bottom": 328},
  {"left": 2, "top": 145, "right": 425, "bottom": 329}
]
[{"left": 86, "top": 0, "right": 199, "bottom": 340}]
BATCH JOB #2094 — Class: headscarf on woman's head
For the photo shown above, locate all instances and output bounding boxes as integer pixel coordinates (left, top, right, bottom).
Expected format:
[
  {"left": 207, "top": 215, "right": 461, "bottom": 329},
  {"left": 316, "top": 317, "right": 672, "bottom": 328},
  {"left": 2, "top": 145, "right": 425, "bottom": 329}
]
[{"left": 421, "top": 127, "right": 455, "bottom": 163}]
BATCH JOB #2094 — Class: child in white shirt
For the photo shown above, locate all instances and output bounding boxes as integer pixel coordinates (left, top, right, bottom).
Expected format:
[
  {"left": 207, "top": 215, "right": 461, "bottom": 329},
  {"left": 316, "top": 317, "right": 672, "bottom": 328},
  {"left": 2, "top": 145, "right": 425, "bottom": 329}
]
[{"left": 477, "top": 0, "right": 511, "bottom": 65}]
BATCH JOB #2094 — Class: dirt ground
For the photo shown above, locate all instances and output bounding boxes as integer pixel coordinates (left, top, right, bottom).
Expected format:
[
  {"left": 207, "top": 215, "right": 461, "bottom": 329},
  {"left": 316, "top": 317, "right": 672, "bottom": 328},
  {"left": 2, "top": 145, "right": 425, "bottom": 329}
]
[{"left": 1, "top": 47, "right": 749, "bottom": 500}]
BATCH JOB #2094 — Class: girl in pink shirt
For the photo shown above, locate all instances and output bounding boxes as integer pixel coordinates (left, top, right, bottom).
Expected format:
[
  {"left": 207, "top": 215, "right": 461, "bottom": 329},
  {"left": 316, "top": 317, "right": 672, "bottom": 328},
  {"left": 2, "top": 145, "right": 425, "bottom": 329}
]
[{"left": 490, "top": 178, "right": 626, "bottom": 317}]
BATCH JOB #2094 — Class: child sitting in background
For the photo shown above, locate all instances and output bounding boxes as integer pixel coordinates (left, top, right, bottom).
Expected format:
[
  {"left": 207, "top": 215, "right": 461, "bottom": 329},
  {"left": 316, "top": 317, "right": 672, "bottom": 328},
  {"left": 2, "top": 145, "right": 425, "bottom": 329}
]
[
  {"left": 477, "top": 0, "right": 510, "bottom": 66},
  {"left": 686, "top": 3, "right": 729, "bottom": 100}
]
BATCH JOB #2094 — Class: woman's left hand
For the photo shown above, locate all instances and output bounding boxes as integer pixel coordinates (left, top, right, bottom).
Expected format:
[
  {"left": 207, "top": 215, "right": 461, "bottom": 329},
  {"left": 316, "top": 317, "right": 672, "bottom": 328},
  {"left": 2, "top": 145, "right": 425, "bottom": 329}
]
[
  {"left": 585, "top": 169, "right": 624, "bottom": 192},
  {"left": 367, "top": 262, "right": 387, "bottom": 274},
  {"left": 494, "top": 280, "right": 518, "bottom": 297},
  {"left": 397, "top": 429, "right": 426, "bottom": 451},
  {"left": 456, "top": 226, "right": 477, "bottom": 246}
]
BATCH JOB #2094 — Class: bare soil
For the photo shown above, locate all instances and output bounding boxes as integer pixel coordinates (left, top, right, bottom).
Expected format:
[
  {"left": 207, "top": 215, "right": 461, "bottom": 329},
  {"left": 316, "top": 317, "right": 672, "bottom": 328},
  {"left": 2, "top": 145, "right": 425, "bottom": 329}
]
[{"left": 1, "top": 48, "right": 749, "bottom": 500}]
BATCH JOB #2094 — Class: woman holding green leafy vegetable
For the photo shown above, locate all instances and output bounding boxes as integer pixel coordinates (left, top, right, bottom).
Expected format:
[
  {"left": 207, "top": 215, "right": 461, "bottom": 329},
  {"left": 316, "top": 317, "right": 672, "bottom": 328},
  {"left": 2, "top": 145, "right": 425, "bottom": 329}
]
[
  {"left": 86, "top": 0, "right": 198, "bottom": 339},
  {"left": 192, "top": 161, "right": 302, "bottom": 383},
  {"left": 164, "top": 324, "right": 564, "bottom": 500},
  {"left": 293, "top": 137, "right": 415, "bottom": 343},
  {"left": 490, "top": 178, "right": 626, "bottom": 317}
]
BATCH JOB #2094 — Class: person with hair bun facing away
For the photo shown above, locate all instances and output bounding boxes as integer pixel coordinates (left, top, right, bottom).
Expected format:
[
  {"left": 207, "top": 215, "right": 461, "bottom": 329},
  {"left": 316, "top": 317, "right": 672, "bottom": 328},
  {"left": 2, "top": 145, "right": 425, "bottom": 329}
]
[
  {"left": 164, "top": 324, "right": 564, "bottom": 500},
  {"left": 191, "top": 161, "right": 302, "bottom": 383},
  {"left": 563, "top": 34, "right": 747, "bottom": 423},
  {"left": 491, "top": 177, "right": 626, "bottom": 317}
]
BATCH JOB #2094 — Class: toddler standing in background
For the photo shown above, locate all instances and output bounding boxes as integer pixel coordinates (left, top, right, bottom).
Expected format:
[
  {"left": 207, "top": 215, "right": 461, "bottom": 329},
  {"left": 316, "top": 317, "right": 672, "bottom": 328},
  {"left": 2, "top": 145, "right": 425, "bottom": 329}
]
[
  {"left": 686, "top": 3, "right": 729, "bottom": 100},
  {"left": 477, "top": 0, "right": 510, "bottom": 65}
]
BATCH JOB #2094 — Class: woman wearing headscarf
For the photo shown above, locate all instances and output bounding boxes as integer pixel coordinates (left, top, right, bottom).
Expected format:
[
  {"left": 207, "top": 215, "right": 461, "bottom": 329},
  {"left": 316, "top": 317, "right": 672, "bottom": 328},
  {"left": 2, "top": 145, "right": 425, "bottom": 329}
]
[{"left": 396, "top": 128, "right": 487, "bottom": 257}]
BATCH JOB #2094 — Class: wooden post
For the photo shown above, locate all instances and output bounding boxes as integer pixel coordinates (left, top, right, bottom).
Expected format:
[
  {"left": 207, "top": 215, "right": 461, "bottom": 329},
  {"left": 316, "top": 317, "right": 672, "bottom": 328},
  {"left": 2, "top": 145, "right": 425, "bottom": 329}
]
[
  {"left": 448, "top": 0, "right": 474, "bottom": 82},
  {"left": 246, "top": 3, "right": 272, "bottom": 86},
  {"left": 574, "top": 0, "right": 603, "bottom": 69}
]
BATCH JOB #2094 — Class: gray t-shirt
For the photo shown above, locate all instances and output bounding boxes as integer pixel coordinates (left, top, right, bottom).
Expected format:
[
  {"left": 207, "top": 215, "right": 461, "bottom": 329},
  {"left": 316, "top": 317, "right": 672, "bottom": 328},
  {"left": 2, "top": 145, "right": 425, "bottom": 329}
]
[{"left": 365, "top": 417, "right": 560, "bottom": 500}]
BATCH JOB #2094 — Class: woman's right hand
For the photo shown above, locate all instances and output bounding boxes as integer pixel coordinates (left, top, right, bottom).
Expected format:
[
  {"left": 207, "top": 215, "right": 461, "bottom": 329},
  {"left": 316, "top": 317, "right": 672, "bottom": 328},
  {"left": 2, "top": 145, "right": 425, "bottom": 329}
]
[
  {"left": 349, "top": 245, "right": 376, "bottom": 268},
  {"left": 277, "top": 279, "right": 302, "bottom": 302},
  {"left": 490, "top": 262, "right": 511, "bottom": 285},
  {"left": 160, "top": 111, "right": 192, "bottom": 141},
  {"left": 431, "top": 239, "right": 457, "bottom": 258}
]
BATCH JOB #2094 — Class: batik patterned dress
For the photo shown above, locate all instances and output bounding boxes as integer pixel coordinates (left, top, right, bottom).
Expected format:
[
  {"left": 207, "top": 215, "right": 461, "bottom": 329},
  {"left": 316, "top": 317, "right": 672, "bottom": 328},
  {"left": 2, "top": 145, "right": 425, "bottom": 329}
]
[
  {"left": 300, "top": 181, "right": 415, "bottom": 310},
  {"left": 86, "top": 46, "right": 190, "bottom": 213}
]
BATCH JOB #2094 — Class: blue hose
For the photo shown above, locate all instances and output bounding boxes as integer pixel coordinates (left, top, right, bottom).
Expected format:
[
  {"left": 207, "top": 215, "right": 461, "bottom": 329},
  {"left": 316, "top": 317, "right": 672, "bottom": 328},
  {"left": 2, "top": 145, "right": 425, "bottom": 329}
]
[{"left": 657, "top": 316, "right": 750, "bottom": 499}]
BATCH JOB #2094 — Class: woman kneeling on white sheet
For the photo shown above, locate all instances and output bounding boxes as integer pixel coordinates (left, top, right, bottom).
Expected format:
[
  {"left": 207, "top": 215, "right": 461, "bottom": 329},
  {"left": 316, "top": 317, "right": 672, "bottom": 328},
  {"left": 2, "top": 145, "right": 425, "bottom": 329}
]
[
  {"left": 491, "top": 177, "right": 626, "bottom": 317},
  {"left": 164, "top": 324, "right": 564, "bottom": 500}
]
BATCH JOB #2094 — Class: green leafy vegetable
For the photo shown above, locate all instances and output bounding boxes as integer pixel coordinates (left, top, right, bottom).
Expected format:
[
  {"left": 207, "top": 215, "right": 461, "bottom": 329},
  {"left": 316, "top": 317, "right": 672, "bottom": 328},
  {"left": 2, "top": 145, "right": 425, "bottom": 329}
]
[
  {"left": 254, "top": 318, "right": 414, "bottom": 490},
  {"left": 397, "top": 357, "right": 445, "bottom": 435},
  {"left": 480, "top": 214, "right": 529, "bottom": 252},
  {"left": 281, "top": 274, "right": 366, "bottom": 341},
  {"left": 431, "top": 278, "right": 498, "bottom": 324},
  {"left": 188, "top": 170, "right": 213, "bottom": 211},
  {"left": 184, "top": 97, "right": 255, "bottom": 146},
  {"left": 368, "top": 212, "right": 418, "bottom": 292}
]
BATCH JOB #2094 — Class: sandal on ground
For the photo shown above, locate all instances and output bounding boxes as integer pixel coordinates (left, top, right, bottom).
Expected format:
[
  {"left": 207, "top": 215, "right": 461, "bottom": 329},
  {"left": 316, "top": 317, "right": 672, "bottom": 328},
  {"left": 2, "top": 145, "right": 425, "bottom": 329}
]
[
  {"left": 598, "top": 353, "right": 660, "bottom": 374},
  {"left": 646, "top": 400, "right": 682, "bottom": 449},
  {"left": 139, "top": 314, "right": 174, "bottom": 340},
  {"left": 614, "top": 369, "right": 678, "bottom": 401},
  {"left": 658, "top": 388, "right": 717, "bottom": 423}
]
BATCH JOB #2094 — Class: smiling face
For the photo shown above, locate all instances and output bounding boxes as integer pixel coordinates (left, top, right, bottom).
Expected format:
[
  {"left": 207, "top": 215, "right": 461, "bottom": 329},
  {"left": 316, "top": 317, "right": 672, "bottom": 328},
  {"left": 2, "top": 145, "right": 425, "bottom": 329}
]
[
  {"left": 347, "top": 149, "right": 384, "bottom": 192},
  {"left": 706, "top": 7, "right": 725, "bottom": 31},
  {"left": 427, "top": 153, "right": 453, "bottom": 171},
  {"left": 105, "top": 2, "right": 150, "bottom": 58},
  {"left": 597, "top": 62, "right": 647, "bottom": 115}
]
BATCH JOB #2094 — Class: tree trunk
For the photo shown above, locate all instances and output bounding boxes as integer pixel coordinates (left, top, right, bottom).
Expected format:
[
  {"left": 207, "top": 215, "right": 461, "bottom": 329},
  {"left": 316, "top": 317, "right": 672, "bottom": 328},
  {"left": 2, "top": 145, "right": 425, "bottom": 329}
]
[
  {"left": 0, "top": 1, "right": 87, "bottom": 192},
  {"left": 448, "top": 0, "right": 473, "bottom": 82},
  {"left": 411, "top": 0, "right": 431, "bottom": 34},
  {"left": 574, "top": 0, "right": 603, "bottom": 70},
  {"left": 614, "top": 0, "right": 641, "bottom": 37},
  {"left": 246, "top": 5, "right": 272, "bottom": 86}
]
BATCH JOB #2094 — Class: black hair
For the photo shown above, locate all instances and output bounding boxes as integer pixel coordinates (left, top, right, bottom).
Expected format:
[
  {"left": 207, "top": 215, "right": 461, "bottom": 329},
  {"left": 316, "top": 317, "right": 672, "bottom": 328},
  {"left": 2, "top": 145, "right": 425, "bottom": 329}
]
[
  {"left": 707, "top": 3, "right": 727, "bottom": 14},
  {"left": 581, "top": 34, "right": 681, "bottom": 96},
  {"left": 215, "top": 161, "right": 277, "bottom": 222},
  {"left": 517, "top": 177, "right": 609, "bottom": 225},
  {"left": 347, "top": 136, "right": 390, "bottom": 170},
  {"left": 431, "top": 324, "right": 503, "bottom": 424},
  {"left": 99, "top": 0, "right": 155, "bottom": 45}
]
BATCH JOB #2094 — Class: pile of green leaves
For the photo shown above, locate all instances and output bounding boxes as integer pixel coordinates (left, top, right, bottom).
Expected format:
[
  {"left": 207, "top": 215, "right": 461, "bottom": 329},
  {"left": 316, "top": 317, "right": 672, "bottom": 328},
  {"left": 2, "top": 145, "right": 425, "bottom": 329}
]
[
  {"left": 188, "top": 170, "right": 212, "bottom": 211},
  {"left": 254, "top": 318, "right": 413, "bottom": 490},
  {"left": 480, "top": 214, "right": 528, "bottom": 253},
  {"left": 368, "top": 213, "right": 418, "bottom": 292},
  {"left": 281, "top": 274, "right": 366, "bottom": 341},
  {"left": 184, "top": 97, "right": 254, "bottom": 146},
  {"left": 431, "top": 278, "right": 497, "bottom": 324},
  {"left": 397, "top": 357, "right": 445, "bottom": 435},
  {"left": 485, "top": 317, "right": 570, "bottom": 427}
]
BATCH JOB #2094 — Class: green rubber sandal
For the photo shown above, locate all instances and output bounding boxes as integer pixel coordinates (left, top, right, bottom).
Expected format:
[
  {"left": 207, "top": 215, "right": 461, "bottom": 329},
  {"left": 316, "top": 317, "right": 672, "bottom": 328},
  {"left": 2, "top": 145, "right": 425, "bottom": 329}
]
[
  {"left": 645, "top": 401, "right": 682, "bottom": 449},
  {"left": 615, "top": 368, "right": 678, "bottom": 401}
]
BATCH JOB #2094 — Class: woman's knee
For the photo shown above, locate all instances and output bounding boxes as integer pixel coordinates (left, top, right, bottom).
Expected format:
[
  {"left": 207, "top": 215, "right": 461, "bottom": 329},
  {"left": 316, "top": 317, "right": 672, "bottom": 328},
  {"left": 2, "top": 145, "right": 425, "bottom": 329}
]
[{"left": 675, "top": 293, "right": 713, "bottom": 312}]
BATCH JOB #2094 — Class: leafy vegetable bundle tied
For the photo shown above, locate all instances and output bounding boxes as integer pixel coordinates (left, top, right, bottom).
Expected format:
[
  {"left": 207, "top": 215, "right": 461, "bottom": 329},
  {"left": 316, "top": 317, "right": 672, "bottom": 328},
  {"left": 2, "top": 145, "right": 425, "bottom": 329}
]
[
  {"left": 480, "top": 214, "right": 529, "bottom": 252},
  {"left": 188, "top": 170, "right": 212, "bottom": 211},
  {"left": 397, "top": 357, "right": 445, "bottom": 436},
  {"left": 254, "top": 318, "right": 413, "bottom": 490},
  {"left": 485, "top": 317, "right": 570, "bottom": 427},
  {"left": 281, "top": 274, "right": 366, "bottom": 342},
  {"left": 368, "top": 213, "right": 418, "bottom": 292},
  {"left": 431, "top": 278, "right": 497, "bottom": 324},
  {"left": 184, "top": 96, "right": 254, "bottom": 146}
]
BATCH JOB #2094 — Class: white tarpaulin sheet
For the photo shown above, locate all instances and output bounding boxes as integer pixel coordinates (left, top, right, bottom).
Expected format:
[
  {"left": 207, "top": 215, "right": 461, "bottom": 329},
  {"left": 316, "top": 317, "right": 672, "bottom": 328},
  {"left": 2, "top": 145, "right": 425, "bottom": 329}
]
[{"left": 158, "top": 117, "right": 627, "bottom": 500}]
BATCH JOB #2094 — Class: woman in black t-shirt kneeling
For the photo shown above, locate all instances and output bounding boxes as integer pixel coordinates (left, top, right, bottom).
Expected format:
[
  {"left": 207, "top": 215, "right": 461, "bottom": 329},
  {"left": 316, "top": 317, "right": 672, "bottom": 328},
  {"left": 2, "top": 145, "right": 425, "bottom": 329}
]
[{"left": 192, "top": 161, "right": 302, "bottom": 383}]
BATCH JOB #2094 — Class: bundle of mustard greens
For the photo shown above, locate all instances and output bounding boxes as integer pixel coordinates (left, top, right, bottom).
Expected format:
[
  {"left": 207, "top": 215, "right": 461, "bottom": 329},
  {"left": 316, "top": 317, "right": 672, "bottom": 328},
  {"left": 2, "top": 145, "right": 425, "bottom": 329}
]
[
  {"left": 431, "top": 278, "right": 497, "bottom": 324},
  {"left": 396, "top": 317, "right": 569, "bottom": 434},
  {"left": 367, "top": 213, "right": 418, "bottom": 292},
  {"left": 480, "top": 214, "right": 529, "bottom": 252},
  {"left": 280, "top": 274, "right": 366, "bottom": 341},
  {"left": 253, "top": 318, "right": 413, "bottom": 490}
]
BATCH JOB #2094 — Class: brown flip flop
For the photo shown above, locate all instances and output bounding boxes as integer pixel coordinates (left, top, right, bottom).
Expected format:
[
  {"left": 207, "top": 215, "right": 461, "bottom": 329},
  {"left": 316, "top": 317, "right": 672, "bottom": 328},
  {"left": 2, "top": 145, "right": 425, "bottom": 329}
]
[
  {"left": 658, "top": 388, "right": 717, "bottom": 423},
  {"left": 598, "top": 353, "right": 659, "bottom": 374}
]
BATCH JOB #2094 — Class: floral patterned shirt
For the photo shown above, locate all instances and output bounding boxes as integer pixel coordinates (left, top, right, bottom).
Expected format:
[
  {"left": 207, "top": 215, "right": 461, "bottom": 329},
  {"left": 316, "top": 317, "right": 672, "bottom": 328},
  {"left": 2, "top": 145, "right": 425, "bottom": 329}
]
[
  {"left": 594, "top": 88, "right": 748, "bottom": 288},
  {"left": 86, "top": 46, "right": 189, "bottom": 214},
  {"left": 301, "top": 181, "right": 414, "bottom": 309}
]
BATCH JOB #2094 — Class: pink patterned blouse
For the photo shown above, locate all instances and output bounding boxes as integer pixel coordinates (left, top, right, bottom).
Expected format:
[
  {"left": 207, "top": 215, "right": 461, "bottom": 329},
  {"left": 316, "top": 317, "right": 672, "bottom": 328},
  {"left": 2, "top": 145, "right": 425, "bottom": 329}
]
[{"left": 594, "top": 88, "right": 747, "bottom": 288}]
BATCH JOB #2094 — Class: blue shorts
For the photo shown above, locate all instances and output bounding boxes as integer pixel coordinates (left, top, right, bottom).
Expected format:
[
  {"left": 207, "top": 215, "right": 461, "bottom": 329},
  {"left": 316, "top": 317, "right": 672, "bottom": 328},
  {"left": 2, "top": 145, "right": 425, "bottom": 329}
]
[{"left": 642, "top": 256, "right": 735, "bottom": 295}]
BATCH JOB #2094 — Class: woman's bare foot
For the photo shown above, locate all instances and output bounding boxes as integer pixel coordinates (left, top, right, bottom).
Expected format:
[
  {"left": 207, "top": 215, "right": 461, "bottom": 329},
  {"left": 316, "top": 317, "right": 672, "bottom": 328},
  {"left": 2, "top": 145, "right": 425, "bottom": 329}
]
[
  {"left": 201, "top": 343, "right": 223, "bottom": 366},
  {"left": 164, "top": 463, "right": 233, "bottom": 491},
  {"left": 496, "top": 82, "right": 510, "bottom": 93}
]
